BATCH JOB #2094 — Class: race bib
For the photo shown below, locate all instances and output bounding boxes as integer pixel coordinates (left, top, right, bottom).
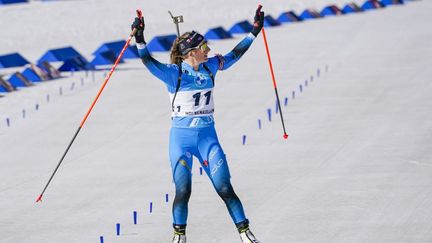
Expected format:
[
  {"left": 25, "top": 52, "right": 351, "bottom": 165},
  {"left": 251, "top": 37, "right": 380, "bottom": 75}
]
[{"left": 170, "top": 88, "right": 214, "bottom": 117}]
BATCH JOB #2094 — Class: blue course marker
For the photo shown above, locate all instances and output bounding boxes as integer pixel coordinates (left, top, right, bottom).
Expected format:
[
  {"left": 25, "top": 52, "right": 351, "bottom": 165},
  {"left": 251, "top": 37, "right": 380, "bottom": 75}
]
[
  {"left": 267, "top": 108, "right": 272, "bottom": 122},
  {"left": 166, "top": 193, "right": 169, "bottom": 203},
  {"left": 258, "top": 119, "right": 262, "bottom": 130},
  {"left": 305, "top": 80, "right": 308, "bottom": 87},
  {"left": 150, "top": 202, "right": 153, "bottom": 213},
  {"left": 284, "top": 97, "right": 288, "bottom": 107},
  {"left": 200, "top": 167, "right": 203, "bottom": 175},
  {"left": 116, "top": 223, "right": 120, "bottom": 236},
  {"left": 6, "top": 118, "right": 10, "bottom": 127},
  {"left": 300, "top": 84, "right": 303, "bottom": 93},
  {"left": 242, "top": 135, "right": 247, "bottom": 145},
  {"left": 310, "top": 75, "right": 314, "bottom": 82},
  {"left": 133, "top": 211, "right": 138, "bottom": 224},
  {"left": 35, "top": 104, "right": 39, "bottom": 111},
  {"left": 99, "top": 236, "right": 104, "bottom": 243}
]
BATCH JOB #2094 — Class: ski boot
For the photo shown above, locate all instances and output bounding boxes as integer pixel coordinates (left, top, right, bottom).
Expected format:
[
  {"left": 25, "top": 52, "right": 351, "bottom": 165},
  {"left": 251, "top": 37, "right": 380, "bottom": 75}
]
[
  {"left": 239, "top": 229, "right": 261, "bottom": 243},
  {"left": 237, "top": 220, "right": 261, "bottom": 243},
  {"left": 172, "top": 224, "right": 187, "bottom": 243}
]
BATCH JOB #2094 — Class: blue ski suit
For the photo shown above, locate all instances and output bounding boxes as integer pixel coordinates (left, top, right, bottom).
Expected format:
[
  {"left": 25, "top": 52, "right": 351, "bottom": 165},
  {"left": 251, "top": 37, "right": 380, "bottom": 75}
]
[{"left": 137, "top": 33, "right": 256, "bottom": 226}]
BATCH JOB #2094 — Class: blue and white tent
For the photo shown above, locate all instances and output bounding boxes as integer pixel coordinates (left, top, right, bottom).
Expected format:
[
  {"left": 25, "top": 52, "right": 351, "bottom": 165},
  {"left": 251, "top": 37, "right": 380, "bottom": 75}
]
[
  {"left": 146, "top": 35, "right": 177, "bottom": 52},
  {"left": 277, "top": 11, "right": 302, "bottom": 23},
  {"left": 91, "top": 50, "right": 125, "bottom": 66},
  {"left": 0, "top": 53, "right": 29, "bottom": 69},
  {"left": 204, "top": 27, "right": 232, "bottom": 40},
  {"left": 93, "top": 40, "right": 139, "bottom": 59},
  {"left": 37, "top": 46, "right": 87, "bottom": 64},
  {"left": 229, "top": 20, "right": 253, "bottom": 34},
  {"left": 0, "top": 0, "right": 28, "bottom": 5},
  {"left": 342, "top": 3, "right": 363, "bottom": 14},
  {"left": 263, "top": 15, "right": 281, "bottom": 27},
  {"left": 8, "top": 72, "right": 33, "bottom": 88}
]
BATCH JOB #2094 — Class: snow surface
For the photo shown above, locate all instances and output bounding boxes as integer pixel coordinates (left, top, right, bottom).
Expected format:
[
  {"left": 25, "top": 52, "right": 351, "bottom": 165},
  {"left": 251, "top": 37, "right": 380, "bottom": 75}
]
[{"left": 1, "top": 0, "right": 432, "bottom": 242}]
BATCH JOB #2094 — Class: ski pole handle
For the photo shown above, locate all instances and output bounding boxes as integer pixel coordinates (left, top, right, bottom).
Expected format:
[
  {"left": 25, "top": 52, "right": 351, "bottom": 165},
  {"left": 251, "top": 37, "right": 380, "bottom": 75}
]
[{"left": 130, "top": 9, "right": 144, "bottom": 36}]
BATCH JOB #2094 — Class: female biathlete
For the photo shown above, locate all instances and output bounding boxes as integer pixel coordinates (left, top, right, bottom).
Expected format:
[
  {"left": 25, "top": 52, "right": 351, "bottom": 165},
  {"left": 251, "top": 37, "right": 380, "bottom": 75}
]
[{"left": 131, "top": 6, "right": 264, "bottom": 243}]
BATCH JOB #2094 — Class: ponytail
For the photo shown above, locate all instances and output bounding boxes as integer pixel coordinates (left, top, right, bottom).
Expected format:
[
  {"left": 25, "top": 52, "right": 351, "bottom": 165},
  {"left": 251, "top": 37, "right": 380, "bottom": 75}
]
[{"left": 170, "top": 32, "right": 192, "bottom": 66}]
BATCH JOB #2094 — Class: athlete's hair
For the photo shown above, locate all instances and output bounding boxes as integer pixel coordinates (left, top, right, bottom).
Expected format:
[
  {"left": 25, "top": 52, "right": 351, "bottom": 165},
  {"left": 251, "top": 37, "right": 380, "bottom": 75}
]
[{"left": 170, "top": 32, "right": 192, "bottom": 65}]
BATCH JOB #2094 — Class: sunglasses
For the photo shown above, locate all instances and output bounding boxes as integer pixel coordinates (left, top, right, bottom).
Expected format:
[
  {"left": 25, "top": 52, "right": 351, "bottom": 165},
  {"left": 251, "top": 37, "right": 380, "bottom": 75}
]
[{"left": 197, "top": 42, "right": 210, "bottom": 52}]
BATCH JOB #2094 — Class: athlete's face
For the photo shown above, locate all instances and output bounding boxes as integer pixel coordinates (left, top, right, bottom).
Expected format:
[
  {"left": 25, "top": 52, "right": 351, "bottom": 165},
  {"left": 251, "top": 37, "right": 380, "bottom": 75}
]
[{"left": 191, "top": 42, "right": 210, "bottom": 63}]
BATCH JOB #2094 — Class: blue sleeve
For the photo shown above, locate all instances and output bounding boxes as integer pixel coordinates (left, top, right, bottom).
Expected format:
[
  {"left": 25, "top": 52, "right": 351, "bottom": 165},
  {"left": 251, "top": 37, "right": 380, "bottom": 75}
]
[
  {"left": 137, "top": 44, "right": 178, "bottom": 89},
  {"left": 210, "top": 33, "right": 256, "bottom": 71}
]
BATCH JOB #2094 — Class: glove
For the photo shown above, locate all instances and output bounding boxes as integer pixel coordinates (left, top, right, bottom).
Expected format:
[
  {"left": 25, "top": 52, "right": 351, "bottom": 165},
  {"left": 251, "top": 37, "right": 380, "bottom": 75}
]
[
  {"left": 131, "top": 16, "right": 146, "bottom": 44},
  {"left": 251, "top": 6, "right": 264, "bottom": 37}
]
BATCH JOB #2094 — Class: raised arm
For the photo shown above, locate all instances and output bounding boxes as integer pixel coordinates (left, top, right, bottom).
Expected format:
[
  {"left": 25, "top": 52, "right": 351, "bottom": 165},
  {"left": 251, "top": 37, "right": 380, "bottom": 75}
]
[
  {"left": 131, "top": 15, "right": 178, "bottom": 87},
  {"left": 207, "top": 6, "right": 264, "bottom": 71}
]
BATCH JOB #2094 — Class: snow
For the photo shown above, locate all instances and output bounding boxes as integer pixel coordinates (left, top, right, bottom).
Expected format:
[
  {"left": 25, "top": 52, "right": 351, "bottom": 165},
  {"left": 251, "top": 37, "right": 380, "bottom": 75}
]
[{"left": 1, "top": 0, "right": 432, "bottom": 242}]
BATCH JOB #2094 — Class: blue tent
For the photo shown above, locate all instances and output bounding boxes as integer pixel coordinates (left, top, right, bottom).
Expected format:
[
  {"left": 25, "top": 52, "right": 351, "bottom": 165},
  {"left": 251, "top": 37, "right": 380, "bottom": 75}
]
[
  {"left": 93, "top": 40, "right": 139, "bottom": 59},
  {"left": 146, "top": 34, "right": 177, "bottom": 52},
  {"left": 0, "top": 77, "right": 15, "bottom": 92},
  {"left": 91, "top": 50, "right": 125, "bottom": 66},
  {"left": 22, "top": 68, "right": 43, "bottom": 82},
  {"left": 0, "top": 53, "right": 29, "bottom": 69},
  {"left": 0, "top": 0, "right": 28, "bottom": 4},
  {"left": 229, "top": 20, "right": 253, "bottom": 34},
  {"left": 59, "top": 56, "right": 94, "bottom": 71},
  {"left": 263, "top": 15, "right": 281, "bottom": 27},
  {"left": 128, "top": 45, "right": 139, "bottom": 56},
  {"left": 320, "top": 5, "right": 343, "bottom": 17},
  {"left": 381, "top": 0, "right": 404, "bottom": 6},
  {"left": 342, "top": 3, "right": 363, "bottom": 14},
  {"left": 361, "top": 0, "right": 385, "bottom": 10},
  {"left": 204, "top": 27, "right": 232, "bottom": 40},
  {"left": 299, "top": 9, "right": 321, "bottom": 20},
  {"left": 38, "top": 61, "right": 61, "bottom": 79},
  {"left": 37, "top": 46, "right": 87, "bottom": 64},
  {"left": 277, "top": 11, "right": 302, "bottom": 23},
  {"left": 8, "top": 72, "right": 33, "bottom": 88}
]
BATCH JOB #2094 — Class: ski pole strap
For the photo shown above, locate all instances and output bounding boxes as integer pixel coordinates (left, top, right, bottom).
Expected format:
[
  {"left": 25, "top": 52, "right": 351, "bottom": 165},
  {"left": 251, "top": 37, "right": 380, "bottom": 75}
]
[
  {"left": 202, "top": 64, "right": 215, "bottom": 85},
  {"left": 171, "top": 66, "right": 183, "bottom": 112}
]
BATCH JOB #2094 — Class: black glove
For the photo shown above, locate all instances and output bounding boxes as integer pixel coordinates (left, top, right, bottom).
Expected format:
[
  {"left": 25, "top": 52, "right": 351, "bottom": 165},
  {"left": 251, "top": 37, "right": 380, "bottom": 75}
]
[
  {"left": 131, "top": 16, "right": 146, "bottom": 44},
  {"left": 251, "top": 6, "right": 264, "bottom": 37}
]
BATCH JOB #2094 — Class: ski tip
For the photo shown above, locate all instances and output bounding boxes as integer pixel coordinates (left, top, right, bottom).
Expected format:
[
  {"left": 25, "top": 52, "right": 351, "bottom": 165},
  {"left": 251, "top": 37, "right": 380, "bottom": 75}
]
[
  {"left": 283, "top": 133, "right": 288, "bottom": 139},
  {"left": 35, "top": 194, "right": 43, "bottom": 203}
]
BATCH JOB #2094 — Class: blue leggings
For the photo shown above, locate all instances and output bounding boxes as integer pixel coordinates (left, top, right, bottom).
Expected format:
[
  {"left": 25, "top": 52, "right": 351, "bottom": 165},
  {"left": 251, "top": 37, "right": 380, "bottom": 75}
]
[{"left": 169, "top": 125, "right": 247, "bottom": 226}]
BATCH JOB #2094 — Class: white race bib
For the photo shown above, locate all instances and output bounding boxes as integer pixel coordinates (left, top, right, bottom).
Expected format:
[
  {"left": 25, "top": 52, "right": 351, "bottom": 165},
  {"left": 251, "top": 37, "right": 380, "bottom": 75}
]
[{"left": 170, "top": 88, "right": 214, "bottom": 117}]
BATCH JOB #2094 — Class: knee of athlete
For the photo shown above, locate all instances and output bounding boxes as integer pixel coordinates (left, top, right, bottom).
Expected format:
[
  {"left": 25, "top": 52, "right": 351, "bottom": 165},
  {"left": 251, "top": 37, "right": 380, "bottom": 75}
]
[
  {"left": 216, "top": 183, "right": 236, "bottom": 199},
  {"left": 175, "top": 186, "right": 191, "bottom": 202}
]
